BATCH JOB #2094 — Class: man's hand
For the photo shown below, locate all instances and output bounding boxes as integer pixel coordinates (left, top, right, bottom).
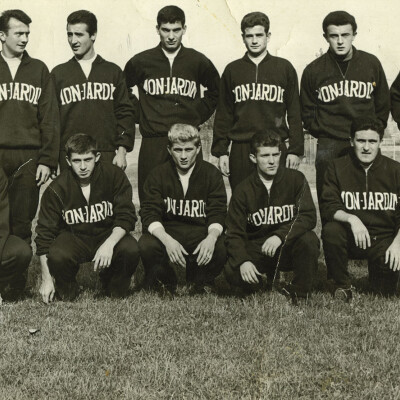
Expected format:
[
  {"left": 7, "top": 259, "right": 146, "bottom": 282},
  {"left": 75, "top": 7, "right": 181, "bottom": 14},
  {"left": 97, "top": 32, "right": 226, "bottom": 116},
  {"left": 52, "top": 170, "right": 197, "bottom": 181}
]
[
  {"left": 348, "top": 215, "right": 371, "bottom": 249},
  {"left": 36, "top": 164, "right": 51, "bottom": 186},
  {"left": 40, "top": 276, "right": 55, "bottom": 304},
  {"left": 261, "top": 235, "right": 282, "bottom": 258},
  {"left": 164, "top": 236, "right": 188, "bottom": 268},
  {"left": 113, "top": 147, "right": 127, "bottom": 170},
  {"left": 193, "top": 234, "right": 217, "bottom": 266},
  {"left": 93, "top": 238, "right": 115, "bottom": 271},
  {"left": 218, "top": 155, "right": 230, "bottom": 177},
  {"left": 240, "top": 261, "right": 262, "bottom": 284},
  {"left": 385, "top": 238, "right": 400, "bottom": 271},
  {"left": 286, "top": 154, "right": 300, "bottom": 169}
]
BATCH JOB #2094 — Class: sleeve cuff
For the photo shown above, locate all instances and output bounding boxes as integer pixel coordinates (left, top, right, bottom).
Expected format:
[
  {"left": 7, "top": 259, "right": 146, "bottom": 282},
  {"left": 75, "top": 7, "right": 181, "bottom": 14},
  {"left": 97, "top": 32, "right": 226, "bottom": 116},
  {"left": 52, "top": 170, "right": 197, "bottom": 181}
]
[
  {"left": 148, "top": 221, "right": 163, "bottom": 235},
  {"left": 208, "top": 223, "right": 223, "bottom": 236}
]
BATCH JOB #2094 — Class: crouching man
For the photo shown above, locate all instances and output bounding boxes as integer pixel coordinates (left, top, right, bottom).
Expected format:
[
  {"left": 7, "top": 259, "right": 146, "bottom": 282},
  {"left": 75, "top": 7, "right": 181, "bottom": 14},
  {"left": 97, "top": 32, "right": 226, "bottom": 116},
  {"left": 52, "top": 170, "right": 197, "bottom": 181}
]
[
  {"left": 224, "top": 131, "right": 319, "bottom": 302},
  {"left": 138, "top": 124, "right": 227, "bottom": 294},
  {"left": 0, "top": 168, "right": 31, "bottom": 302},
  {"left": 321, "top": 117, "right": 400, "bottom": 298},
  {"left": 36, "top": 133, "right": 140, "bottom": 302}
]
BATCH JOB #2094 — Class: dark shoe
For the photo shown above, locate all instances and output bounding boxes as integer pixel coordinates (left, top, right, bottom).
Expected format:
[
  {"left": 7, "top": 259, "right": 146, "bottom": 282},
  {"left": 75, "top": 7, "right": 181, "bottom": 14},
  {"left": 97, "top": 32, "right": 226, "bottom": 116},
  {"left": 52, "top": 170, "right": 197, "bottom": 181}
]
[{"left": 277, "top": 283, "right": 308, "bottom": 306}]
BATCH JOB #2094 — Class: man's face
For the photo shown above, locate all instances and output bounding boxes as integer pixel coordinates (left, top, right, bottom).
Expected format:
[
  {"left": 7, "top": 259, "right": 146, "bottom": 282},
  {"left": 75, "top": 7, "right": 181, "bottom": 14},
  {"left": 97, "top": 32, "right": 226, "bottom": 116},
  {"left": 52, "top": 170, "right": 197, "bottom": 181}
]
[
  {"left": 0, "top": 17, "right": 30, "bottom": 58},
  {"left": 242, "top": 25, "right": 270, "bottom": 57},
  {"left": 67, "top": 23, "right": 96, "bottom": 60},
  {"left": 324, "top": 24, "right": 355, "bottom": 57},
  {"left": 168, "top": 139, "right": 200, "bottom": 174},
  {"left": 351, "top": 130, "right": 381, "bottom": 166},
  {"left": 250, "top": 146, "right": 281, "bottom": 179},
  {"left": 156, "top": 21, "right": 186, "bottom": 53},
  {"left": 66, "top": 151, "right": 100, "bottom": 184}
]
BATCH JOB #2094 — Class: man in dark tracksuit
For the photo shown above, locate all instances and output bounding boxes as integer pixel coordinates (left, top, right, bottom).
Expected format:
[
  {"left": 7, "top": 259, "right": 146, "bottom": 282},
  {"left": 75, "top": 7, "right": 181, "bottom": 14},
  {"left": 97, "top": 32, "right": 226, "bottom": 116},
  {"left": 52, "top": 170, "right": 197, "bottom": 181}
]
[
  {"left": 139, "top": 124, "right": 227, "bottom": 294},
  {"left": 321, "top": 117, "right": 400, "bottom": 298},
  {"left": 124, "top": 5, "right": 220, "bottom": 202},
  {"left": 224, "top": 131, "right": 319, "bottom": 301},
  {"left": 212, "top": 12, "right": 303, "bottom": 191},
  {"left": 0, "top": 168, "right": 31, "bottom": 302},
  {"left": 52, "top": 10, "right": 135, "bottom": 171},
  {"left": 300, "top": 11, "right": 390, "bottom": 201},
  {"left": 36, "top": 134, "right": 140, "bottom": 302},
  {"left": 390, "top": 73, "right": 400, "bottom": 129},
  {"left": 0, "top": 10, "right": 59, "bottom": 244}
]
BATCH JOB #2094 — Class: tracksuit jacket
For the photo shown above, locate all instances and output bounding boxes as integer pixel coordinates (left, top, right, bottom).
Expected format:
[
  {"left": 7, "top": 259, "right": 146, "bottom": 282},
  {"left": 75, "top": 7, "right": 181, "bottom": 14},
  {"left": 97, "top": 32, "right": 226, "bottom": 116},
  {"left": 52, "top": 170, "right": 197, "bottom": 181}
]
[
  {"left": 226, "top": 168, "right": 316, "bottom": 269},
  {"left": 140, "top": 159, "right": 227, "bottom": 232},
  {"left": 124, "top": 44, "right": 220, "bottom": 137},
  {"left": 390, "top": 72, "right": 400, "bottom": 129},
  {"left": 300, "top": 47, "right": 390, "bottom": 140},
  {"left": 321, "top": 151, "right": 400, "bottom": 239},
  {"left": 51, "top": 55, "right": 135, "bottom": 152},
  {"left": 212, "top": 53, "right": 303, "bottom": 157},
  {"left": 0, "top": 51, "right": 59, "bottom": 168},
  {"left": 35, "top": 162, "right": 137, "bottom": 256}
]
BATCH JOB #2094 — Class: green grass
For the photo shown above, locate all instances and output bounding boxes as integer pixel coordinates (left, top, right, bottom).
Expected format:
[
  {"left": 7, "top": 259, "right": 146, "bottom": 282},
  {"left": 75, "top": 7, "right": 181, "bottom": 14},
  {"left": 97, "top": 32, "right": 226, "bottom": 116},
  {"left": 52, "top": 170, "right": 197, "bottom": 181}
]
[{"left": 2, "top": 129, "right": 400, "bottom": 399}]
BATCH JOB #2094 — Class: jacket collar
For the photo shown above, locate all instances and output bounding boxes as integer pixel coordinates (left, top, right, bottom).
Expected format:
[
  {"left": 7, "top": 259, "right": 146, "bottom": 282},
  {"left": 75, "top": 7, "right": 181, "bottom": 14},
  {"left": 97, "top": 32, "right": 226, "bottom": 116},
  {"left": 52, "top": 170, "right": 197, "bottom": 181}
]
[
  {"left": 70, "top": 54, "right": 103, "bottom": 64},
  {"left": 251, "top": 163, "right": 286, "bottom": 188},
  {"left": 327, "top": 46, "right": 358, "bottom": 62},
  {"left": 157, "top": 43, "right": 185, "bottom": 59},
  {"left": 349, "top": 147, "right": 383, "bottom": 172},
  {"left": 0, "top": 50, "right": 31, "bottom": 66},
  {"left": 242, "top": 51, "right": 271, "bottom": 65}
]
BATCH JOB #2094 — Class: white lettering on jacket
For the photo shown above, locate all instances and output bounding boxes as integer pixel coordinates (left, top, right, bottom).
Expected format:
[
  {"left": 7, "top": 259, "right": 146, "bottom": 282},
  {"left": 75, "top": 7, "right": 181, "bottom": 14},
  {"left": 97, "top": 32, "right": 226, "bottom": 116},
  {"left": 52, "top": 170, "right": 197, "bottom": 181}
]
[
  {"left": 62, "top": 201, "right": 113, "bottom": 224},
  {"left": 341, "top": 191, "right": 398, "bottom": 211},
  {"left": 317, "top": 80, "right": 374, "bottom": 103},
  {"left": 164, "top": 197, "right": 206, "bottom": 217},
  {"left": 233, "top": 83, "right": 285, "bottom": 103},
  {"left": 0, "top": 82, "right": 41, "bottom": 104},
  {"left": 59, "top": 82, "right": 116, "bottom": 105},
  {"left": 142, "top": 77, "right": 197, "bottom": 98},
  {"left": 247, "top": 205, "right": 295, "bottom": 226}
]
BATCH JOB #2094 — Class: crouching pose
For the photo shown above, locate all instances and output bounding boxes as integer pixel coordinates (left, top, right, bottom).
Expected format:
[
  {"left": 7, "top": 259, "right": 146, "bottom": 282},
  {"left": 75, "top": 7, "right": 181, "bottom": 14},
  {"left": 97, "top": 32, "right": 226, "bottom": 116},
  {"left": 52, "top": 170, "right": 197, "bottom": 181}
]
[
  {"left": 139, "top": 124, "right": 227, "bottom": 294},
  {"left": 36, "top": 134, "right": 140, "bottom": 302},
  {"left": 321, "top": 117, "right": 400, "bottom": 298},
  {"left": 224, "top": 131, "right": 319, "bottom": 301},
  {"left": 0, "top": 168, "right": 31, "bottom": 302}
]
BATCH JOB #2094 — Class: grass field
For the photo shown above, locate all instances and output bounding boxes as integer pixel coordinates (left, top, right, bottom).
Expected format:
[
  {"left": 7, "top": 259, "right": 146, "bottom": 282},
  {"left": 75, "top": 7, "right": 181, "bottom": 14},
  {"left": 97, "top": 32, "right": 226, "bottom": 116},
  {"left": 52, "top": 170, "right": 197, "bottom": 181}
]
[{"left": 2, "top": 130, "right": 400, "bottom": 399}]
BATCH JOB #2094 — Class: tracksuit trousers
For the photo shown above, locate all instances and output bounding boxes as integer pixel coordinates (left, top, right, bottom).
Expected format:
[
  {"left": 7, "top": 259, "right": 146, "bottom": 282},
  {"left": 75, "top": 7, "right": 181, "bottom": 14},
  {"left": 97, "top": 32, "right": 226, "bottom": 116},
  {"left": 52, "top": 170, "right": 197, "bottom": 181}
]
[
  {"left": 138, "top": 226, "right": 226, "bottom": 290},
  {"left": 0, "top": 149, "right": 41, "bottom": 244},
  {"left": 224, "top": 231, "right": 319, "bottom": 297},
  {"left": 47, "top": 231, "right": 140, "bottom": 300},
  {"left": 322, "top": 221, "right": 400, "bottom": 295},
  {"left": 0, "top": 235, "right": 32, "bottom": 300}
]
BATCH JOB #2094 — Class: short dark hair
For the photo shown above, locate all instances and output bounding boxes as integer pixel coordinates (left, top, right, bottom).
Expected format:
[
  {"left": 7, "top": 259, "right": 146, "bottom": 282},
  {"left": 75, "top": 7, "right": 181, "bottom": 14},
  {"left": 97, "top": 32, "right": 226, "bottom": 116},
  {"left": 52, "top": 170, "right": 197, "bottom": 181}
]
[
  {"left": 351, "top": 117, "right": 384, "bottom": 140},
  {"left": 67, "top": 10, "right": 97, "bottom": 36},
  {"left": 0, "top": 9, "right": 31, "bottom": 34},
  {"left": 157, "top": 5, "right": 185, "bottom": 27},
  {"left": 322, "top": 11, "right": 357, "bottom": 34},
  {"left": 241, "top": 12, "right": 270, "bottom": 35},
  {"left": 65, "top": 133, "right": 98, "bottom": 158},
  {"left": 250, "top": 131, "right": 281, "bottom": 155}
]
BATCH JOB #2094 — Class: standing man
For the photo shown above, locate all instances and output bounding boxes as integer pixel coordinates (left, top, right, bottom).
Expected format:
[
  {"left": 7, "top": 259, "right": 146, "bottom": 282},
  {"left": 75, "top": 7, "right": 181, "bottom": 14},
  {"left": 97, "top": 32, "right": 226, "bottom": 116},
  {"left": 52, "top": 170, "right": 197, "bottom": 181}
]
[
  {"left": 52, "top": 10, "right": 135, "bottom": 171},
  {"left": 36, "top": 134, "right": 140, "bottom": 303},
  {"left": 212, "top": 12, "right": 303, "bottom": 191},
  {"left": 0, "top": 168, "right": 31, "bottom": 302},
  {"left": 124, "top": 5, "right": 220, "bottom": 202},
  {"left": 139, "top": 124, "right": 227, "bottom": 294},
  {"left": 301, "top": 11, "right": 390, "bottom": 200},
  {"left": 321, "top": 117, "right": 400, "bottom": 299},
  {"left": 0, "top": 9, "right": 59, "bottom": 243},
  {"left": 224, "top": 131, "right": 318, "bottom": 302}
]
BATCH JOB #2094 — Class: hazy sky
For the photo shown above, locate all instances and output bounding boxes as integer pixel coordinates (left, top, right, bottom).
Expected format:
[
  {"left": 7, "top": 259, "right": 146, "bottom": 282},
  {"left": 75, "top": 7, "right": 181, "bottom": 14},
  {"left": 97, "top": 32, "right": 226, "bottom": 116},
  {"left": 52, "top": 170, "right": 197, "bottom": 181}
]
[{"left": 2, "top": 0, "right": 400, "bottom": 83}]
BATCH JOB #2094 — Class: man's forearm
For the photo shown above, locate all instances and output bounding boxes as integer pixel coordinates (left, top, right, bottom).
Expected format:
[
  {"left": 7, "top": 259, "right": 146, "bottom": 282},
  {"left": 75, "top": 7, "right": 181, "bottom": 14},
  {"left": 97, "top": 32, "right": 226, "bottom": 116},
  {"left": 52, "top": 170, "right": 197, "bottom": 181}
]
[
  {"left": 40, "top": 255, "right": 52, "bottom": 281},
  {"left": 106, "top": 227, "right": 126, "bottom": 246},
  {"left": 333, "top": 210, "right": 356, "bottom": 224},
  {"left": 152, "top": 225, "right": 174, "bottom": 247}
]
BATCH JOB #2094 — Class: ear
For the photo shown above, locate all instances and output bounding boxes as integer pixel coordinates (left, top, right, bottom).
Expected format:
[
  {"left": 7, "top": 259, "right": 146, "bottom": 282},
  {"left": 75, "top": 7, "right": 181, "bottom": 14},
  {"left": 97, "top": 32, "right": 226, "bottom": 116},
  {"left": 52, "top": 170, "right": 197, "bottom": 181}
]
[
  {"left": 156, "top": 25, "right": 160, "bottom": 35},
  {"left": 350, "top": 137, "right": 354, "bottom": 147},
  {"left": 267, "top": 31, "right": 271, "bottom": 43},
  {"left": 182, "top": 25, "right": 187, "bottom": 35},
  {"left": 167, "top": 146, "right": 172, "bottom": 156},
  {"left": 323, "top": 33, "right": 328, "bottom": 42},
  {"left": 90, "top": 32, "right": 97, "bottom": 42},
  {"left": 95, "top": 152, "right": 101, "bottom": 163},
  {"left": 0, "top": 30, "right": 6, "bottom": 43},
  {"left": 66, "top": 156, "right": 72, "bottom": 167},
  {"left": 249, "top": 153, "right": 257, "bottom": 165},
  {"left": 195, "top": 144, "right": 201, "bottom": 156}
]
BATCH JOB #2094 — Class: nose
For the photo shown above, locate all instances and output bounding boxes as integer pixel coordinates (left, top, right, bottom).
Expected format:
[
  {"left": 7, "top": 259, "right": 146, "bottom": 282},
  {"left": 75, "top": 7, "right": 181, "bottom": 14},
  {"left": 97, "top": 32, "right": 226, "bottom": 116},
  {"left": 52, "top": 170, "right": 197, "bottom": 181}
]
[
  {"left": 21, "top": 33, "right": 28, "bottom": 43},
  {"left": 337, "top": 35, "right": 343, "bottom": 44},
  {"left": 80, "top": 161, "right": 86, "bottom": 170},
  {"left": 181, "top": 150, "right": 188, "bottom": 159},
  {"left": 363, "top": 142, "right": 370, "bottom": 151},
  {"left": 267, "top": 156, "right": 275, "bottom": 164},
  {"left": 168, "top": 31, "right": 174, "bottom": 40}
]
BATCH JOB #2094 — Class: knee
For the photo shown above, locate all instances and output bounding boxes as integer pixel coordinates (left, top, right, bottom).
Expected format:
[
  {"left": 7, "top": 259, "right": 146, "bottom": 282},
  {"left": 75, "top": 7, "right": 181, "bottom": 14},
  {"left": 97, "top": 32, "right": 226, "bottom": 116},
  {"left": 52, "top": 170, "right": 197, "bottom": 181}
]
[
  {"left": 47, "top": 245, "right": 71, "bottom": 269},
  {"left": 295, "top": 231, "right": 319, "bottom": 251},
  {"left": 117, "top": 236, "right": 140, "bottom": 265},
  {"left": 213, "top": 236, "right": 227, "bottom": 264},
  {"left": 322, "top": 221, "right": 346, "bottom": 244},
  {"left": 138, "top": 234, "right": 163, "bottom": 261},
  {"left": 15, "top": 240, "right": 32, "bottom": 269}
]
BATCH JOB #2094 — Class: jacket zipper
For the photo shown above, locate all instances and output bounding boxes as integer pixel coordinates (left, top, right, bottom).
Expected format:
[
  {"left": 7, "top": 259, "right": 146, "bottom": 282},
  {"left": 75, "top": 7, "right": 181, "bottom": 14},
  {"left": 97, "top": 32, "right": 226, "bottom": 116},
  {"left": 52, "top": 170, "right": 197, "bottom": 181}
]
[
  {"left": 334, "top": 58, "right": 350, "bottom": 80},
  {"left": 255, "top": 64, "right": 258, "bottom": 83}
]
